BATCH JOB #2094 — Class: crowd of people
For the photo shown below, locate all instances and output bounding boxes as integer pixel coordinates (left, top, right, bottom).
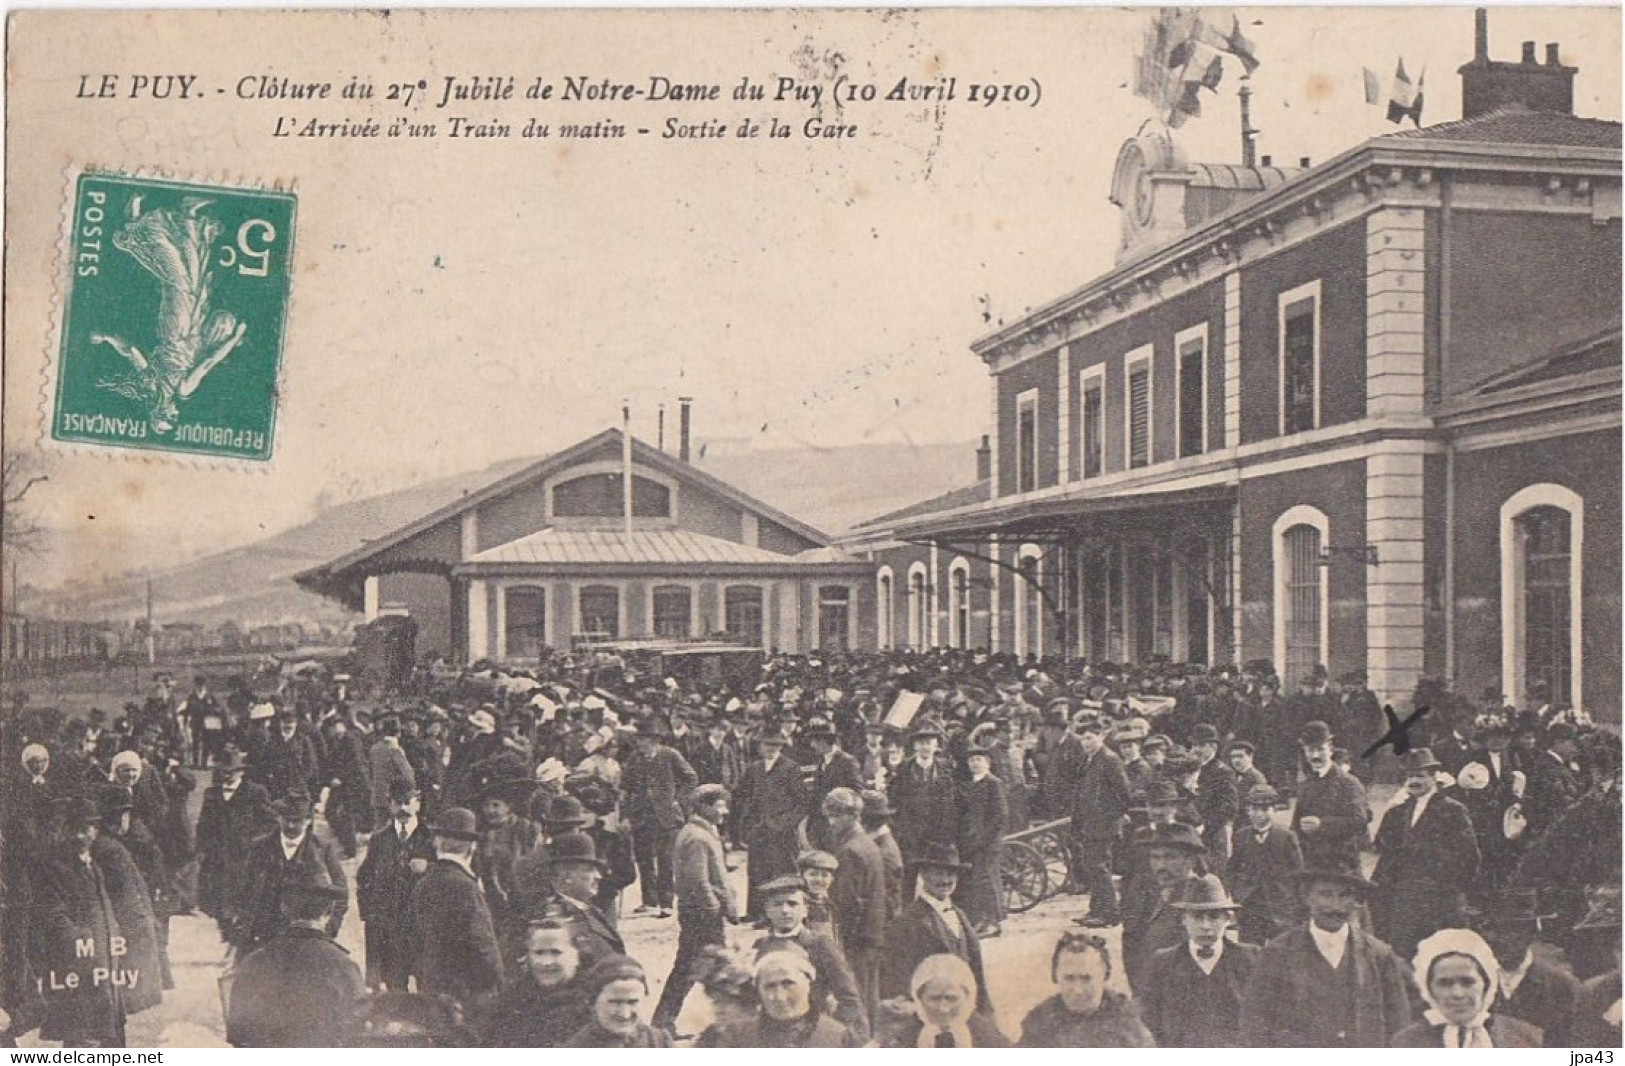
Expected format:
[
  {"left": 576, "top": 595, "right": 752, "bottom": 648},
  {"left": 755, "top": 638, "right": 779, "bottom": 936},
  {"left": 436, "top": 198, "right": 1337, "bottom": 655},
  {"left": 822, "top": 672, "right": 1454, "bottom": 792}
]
[{"left": 0, "top": 646, "right": 1619, "bottom": 1048}]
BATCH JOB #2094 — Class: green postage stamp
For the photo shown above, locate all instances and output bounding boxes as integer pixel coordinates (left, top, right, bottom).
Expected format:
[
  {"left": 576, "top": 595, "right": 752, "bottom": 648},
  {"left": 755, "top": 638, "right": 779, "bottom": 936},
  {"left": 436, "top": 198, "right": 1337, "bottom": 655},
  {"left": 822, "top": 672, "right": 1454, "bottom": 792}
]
[{"left": 53, "top": 173, "right": 296, "bottom": 461}]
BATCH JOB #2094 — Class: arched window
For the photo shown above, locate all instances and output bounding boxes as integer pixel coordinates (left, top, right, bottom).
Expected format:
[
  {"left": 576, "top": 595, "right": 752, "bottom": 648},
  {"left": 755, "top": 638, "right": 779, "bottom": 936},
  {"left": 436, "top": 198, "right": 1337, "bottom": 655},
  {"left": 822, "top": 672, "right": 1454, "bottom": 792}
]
[
  {"left": 1272, "top": 506, "right": 1329, "bottom": 694},
  {"left": 579, "top": 585, "right": 620, "bottom": 641},
  {"left": 876, "top": 567, "right": 894, "bottom": 651},
  {"left": 651, "top": 585, "right": 692, "bottom": 638},
  {"left": 948, "top": 558, "right": 972, "bottom": 649},
  {"left": 1014, "top": 544, "right": 1043, "bottom": 659},
  {"left": 1501, "top": 484, "right": 1583, "bottom": 709},
  {"left": 907, "top": 563, "right": 929, "bottom": 650},
  {"left": 552, "top": 472, "right": 672, "bottom": 518},
  {"left": 724, "top": 586, "right": 764, "bottom": 647},
  {"left": 504, "top": 585, "right": 547, "bottom": 660}
]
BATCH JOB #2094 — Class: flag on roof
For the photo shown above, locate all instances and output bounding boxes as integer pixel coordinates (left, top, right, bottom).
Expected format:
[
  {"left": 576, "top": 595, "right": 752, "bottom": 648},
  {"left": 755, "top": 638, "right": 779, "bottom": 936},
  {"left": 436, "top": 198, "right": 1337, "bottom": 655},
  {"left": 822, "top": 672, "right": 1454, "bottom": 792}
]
[
  {"left": 1363, "top": 67, "right": 1383, "bottom": 106},
  {"left": 1386, "top": 59, "right": 1424, "bottom": 126}
]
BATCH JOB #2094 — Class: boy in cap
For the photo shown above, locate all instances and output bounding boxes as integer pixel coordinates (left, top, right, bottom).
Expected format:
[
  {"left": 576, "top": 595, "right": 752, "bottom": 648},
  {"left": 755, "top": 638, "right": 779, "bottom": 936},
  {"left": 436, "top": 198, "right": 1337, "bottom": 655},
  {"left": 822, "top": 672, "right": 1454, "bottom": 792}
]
[
  {"left": 753, "top": 875, "right": 869, "bottom": 1041},
  {"left": 796, "top": 850, "right": 841, "bottom": 944},
  {"left": 1228, "top": 785, "right": 1303, "bottom": 945}
]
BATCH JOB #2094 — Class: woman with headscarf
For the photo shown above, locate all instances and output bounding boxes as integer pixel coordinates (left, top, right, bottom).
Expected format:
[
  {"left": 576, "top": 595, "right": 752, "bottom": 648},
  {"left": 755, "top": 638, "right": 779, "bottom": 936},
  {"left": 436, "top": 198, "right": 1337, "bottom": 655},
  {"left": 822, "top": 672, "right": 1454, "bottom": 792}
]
[
  {"left": 877, "top": 953, "right": 1011, "bottom": 1048},
  {"left": 702, "top": 944, "right": 859, "bottom": 1047},
  {"left": 1393, "top": 928, "right": 1543, "bottom": 1047},
  {"left": 562, "top": 955, "right": 672, "bottom": 1047},
  {"left": 1017, "top": 932, "right": 1155, "bottom": 1047}
]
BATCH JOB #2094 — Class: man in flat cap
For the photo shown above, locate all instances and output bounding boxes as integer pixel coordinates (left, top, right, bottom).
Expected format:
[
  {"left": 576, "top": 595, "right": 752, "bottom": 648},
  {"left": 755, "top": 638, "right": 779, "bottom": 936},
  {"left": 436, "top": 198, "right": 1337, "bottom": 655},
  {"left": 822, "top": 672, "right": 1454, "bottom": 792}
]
[{"left": 652, "top": 783, "right": 737, "bottom": 1034}]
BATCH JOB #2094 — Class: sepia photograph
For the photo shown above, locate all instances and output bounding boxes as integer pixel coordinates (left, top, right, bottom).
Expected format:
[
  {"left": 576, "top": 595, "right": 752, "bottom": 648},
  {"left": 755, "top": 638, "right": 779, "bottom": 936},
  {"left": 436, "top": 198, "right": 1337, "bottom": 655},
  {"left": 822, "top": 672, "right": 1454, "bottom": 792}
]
[{"left": 2, "top": 3, "right": 1621, "bottom": 1050}]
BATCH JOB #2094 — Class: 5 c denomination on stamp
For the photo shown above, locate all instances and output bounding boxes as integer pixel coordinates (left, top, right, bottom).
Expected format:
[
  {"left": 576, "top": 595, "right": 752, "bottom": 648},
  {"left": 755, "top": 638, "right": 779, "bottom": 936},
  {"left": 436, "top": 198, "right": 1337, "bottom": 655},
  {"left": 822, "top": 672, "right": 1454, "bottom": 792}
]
[{"left": 53, "top": 172, "right": 296, "bottom": 461}]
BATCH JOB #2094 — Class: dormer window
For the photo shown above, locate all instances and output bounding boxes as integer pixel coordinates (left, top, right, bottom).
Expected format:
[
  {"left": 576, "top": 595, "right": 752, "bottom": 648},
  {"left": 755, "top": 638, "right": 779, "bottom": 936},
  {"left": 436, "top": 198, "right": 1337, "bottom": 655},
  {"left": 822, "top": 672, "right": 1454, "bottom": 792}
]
[{"left": 551, "top": 473, "right": 672, "bottom": 518}]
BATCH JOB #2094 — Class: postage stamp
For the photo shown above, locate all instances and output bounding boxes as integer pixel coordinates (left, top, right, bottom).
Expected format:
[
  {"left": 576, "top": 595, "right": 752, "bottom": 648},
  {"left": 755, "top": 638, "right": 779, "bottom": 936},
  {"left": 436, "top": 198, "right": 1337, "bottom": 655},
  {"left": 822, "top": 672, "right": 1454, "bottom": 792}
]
[{"left": 51, "top": 172, "right": 296, "bottom": 461}]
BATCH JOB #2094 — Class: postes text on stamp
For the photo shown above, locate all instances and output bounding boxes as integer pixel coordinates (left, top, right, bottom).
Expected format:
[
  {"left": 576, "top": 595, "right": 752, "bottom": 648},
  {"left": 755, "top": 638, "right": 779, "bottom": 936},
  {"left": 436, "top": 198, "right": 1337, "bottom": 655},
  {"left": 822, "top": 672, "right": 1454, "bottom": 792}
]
[{"left": 53, "top": 172, "right": 296, "bottom": 461}]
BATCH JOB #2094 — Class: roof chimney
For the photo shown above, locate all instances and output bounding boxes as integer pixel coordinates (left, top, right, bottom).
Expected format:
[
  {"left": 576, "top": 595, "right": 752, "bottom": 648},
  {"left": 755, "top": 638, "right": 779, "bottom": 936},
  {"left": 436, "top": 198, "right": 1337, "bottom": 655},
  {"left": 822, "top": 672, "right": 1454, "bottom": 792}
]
[
  {"left": 678, "top": 397, "right": 693, "bottom": 463},
  {"left": 975, "top": 434, "right": 991, "bottom": 481},
  {"left": 1459, "top": 9, "right": 1577, "bottom": 119}
]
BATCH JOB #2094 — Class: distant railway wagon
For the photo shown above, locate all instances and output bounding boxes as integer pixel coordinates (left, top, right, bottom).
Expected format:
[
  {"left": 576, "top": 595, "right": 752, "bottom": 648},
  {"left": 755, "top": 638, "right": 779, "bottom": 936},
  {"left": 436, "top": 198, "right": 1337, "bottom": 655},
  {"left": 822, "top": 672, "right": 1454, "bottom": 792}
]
[
  {"left": 574, "top": 637, "right": 767, "bottom": 691},
  {"left": 2, "top": 612, "right": 113, "bottom": 676}
]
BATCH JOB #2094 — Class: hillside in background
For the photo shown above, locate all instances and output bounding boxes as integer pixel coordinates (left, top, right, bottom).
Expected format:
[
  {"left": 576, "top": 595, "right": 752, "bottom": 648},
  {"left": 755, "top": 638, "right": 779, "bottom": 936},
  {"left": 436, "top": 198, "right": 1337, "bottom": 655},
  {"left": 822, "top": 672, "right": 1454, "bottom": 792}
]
[{"left": 26, "top": 440, "right": 978, "bottom": 628}]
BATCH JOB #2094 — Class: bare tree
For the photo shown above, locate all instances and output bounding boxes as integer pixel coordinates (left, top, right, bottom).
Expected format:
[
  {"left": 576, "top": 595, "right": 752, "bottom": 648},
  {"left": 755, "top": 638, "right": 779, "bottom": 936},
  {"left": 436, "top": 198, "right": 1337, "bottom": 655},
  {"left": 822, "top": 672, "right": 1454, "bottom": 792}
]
[{"left": 2, "top": 447, "right": 50, "bottom": 558}]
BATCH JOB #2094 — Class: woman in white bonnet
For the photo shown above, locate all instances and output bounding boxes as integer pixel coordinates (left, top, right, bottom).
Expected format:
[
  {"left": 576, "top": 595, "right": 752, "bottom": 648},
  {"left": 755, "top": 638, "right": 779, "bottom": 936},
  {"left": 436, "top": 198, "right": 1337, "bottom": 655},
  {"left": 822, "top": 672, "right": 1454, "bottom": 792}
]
[
  {"left": 1393, "top": 928, "right": 1542, "bottom": 1047},
  {"left": 876, "top": 952, "right": 1010, "bottom": 1048}
]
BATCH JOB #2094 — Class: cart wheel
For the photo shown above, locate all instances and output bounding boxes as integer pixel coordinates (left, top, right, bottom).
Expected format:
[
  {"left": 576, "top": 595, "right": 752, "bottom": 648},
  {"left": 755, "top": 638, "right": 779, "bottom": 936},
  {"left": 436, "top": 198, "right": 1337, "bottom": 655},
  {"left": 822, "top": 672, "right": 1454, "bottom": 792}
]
[
  {"left": 1000, "top": 839, "right": 1049, "bottom": 914},
  {"left": 1030, "top": 829, "right": 1071, "bottom": 894}
]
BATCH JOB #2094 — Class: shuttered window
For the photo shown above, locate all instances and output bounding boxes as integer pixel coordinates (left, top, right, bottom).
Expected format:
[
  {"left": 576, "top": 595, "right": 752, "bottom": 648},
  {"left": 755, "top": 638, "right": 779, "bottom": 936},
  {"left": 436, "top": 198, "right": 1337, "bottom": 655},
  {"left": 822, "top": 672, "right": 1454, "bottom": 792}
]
[{"left": 1127, "top": 358, "right": 1152, "bottom": 469}]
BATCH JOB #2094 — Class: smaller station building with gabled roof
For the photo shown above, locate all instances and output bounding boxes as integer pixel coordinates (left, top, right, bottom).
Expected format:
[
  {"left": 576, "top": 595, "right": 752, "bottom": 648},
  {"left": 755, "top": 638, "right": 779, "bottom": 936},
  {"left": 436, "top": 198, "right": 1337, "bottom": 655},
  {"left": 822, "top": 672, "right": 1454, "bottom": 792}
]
[{"left": 295, "top": 428, "right": 874, "bottom": 662}]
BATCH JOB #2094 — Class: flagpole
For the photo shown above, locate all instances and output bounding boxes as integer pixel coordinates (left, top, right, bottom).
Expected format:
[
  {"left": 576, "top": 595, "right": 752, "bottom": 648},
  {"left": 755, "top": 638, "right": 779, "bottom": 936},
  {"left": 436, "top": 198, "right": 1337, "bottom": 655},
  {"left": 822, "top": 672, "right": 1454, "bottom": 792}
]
[
  {"left": 622, "top": 401, "right": 634, "bottom": 542},
  {"left": 1239, "top": 79, "right": 1258, "bottom": 167}
]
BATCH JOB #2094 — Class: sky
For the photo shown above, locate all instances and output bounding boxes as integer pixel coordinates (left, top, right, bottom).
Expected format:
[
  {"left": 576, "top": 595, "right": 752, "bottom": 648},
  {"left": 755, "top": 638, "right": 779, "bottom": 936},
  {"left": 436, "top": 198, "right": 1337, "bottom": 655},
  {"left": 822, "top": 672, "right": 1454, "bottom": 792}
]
[{"left": 5, "top": 5, "right": 1620, "bottom": 590}]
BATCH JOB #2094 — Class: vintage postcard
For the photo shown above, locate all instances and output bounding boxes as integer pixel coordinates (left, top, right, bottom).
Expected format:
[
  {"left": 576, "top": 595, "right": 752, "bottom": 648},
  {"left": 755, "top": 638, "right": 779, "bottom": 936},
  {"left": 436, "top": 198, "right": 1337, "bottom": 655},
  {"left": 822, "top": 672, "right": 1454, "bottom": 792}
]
[{"left": 2, "top": 5, "right": 1620, "bottom": 1052}]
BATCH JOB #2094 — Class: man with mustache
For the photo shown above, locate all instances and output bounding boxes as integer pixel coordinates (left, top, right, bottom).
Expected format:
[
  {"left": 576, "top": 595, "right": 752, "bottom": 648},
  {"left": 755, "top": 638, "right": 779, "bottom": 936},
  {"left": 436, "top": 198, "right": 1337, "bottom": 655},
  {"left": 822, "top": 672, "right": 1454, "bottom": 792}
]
[{"left": 1240, "top": 867, "right": 1413, "bottom": 1046}]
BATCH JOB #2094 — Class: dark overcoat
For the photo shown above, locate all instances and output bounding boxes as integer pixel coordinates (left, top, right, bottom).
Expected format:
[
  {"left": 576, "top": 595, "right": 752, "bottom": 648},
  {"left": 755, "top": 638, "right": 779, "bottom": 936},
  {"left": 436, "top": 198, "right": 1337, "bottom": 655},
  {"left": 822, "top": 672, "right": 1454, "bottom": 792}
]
[
  {"left": 408, "top": 858, "right": 503, "bottom": 1005},
  {"left": 225, "top": 927, "right": 364, "bottom": 1047},
  {"left": 194, "top": 779, "right": 274, "bottom": 918},
  {"left": 1239, "top": 925, "right": 1414, "bottom": 1047},
  {"left": 1140, "top": 941, "right": 1259, "bottom": 1047},
  {"left": 29, "top": 836, "right": 163, "bottom": 1044},
  {"left": 878, "top": 897, "right": 990, "bottom": 1014},
  {"left": 1370, "top": 791, "right": 1479, "bottom": 958}
]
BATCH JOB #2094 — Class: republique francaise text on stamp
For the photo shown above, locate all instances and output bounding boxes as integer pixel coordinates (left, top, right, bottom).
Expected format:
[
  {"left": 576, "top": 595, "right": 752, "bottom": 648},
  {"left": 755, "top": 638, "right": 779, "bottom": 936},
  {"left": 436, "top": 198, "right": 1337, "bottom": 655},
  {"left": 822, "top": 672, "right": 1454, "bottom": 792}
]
[{"left": 52, "top": 173, "right": 296, "bottom": 462}]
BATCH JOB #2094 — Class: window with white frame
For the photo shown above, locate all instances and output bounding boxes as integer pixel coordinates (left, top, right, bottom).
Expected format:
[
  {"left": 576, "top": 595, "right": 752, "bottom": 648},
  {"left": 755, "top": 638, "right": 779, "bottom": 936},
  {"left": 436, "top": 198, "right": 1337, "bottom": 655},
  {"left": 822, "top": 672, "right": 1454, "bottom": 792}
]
[
  {"left": 907, "top": 564, "right": 930, "bottom": 649},
  {"left": 1272, "top": 506, "right": 1329, "bottom": 694},
  {"left": 1501, "top": 484, "right": 1584, "bottom": 710},
  {"left": 818, "top": 586, "right": 851, "bottom": 651},
  {"left": 1176, "top": 324, "right": 1208, "bottom": 458},
  {"left": 1014, "top": 545, "right": 1043, "bottom": 659},
  {"left": 1279, "top": 281, "right": 1321, "bottom": 436},
  {"left": 724, "top": 585, "right": 764, "bottom": 647},
  {"left": 1125, "top": 347, "right": 1153, "bottom": 469},
  {"left": 876, "top": 567, "right": 894, "bottom": 650},
  {"left": 579, "top": 585, "right": 620, "bottom": 641},
  {"left": 651, "top": 585, "right": 692, "bottom": 638},
  {"left": 948, "top": 558, "right": 972, "bottom": 649},
  {"left": 1080, "top": 365, "right": 1105, "bottom": 478},
  {"left": 1016, "top": 388, "right": 1039, "bottom": 493}
]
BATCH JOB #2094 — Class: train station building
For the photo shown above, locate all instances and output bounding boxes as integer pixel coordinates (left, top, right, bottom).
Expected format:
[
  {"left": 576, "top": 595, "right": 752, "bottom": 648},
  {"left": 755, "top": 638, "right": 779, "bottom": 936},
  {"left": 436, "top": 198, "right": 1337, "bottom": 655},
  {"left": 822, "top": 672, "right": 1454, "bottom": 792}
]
[
  {"left": 295, "top": 427, "right": 874, "bottom": 662},
  {"left": 842, "top": 14, "right": 1621, "bottom": 713}
]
